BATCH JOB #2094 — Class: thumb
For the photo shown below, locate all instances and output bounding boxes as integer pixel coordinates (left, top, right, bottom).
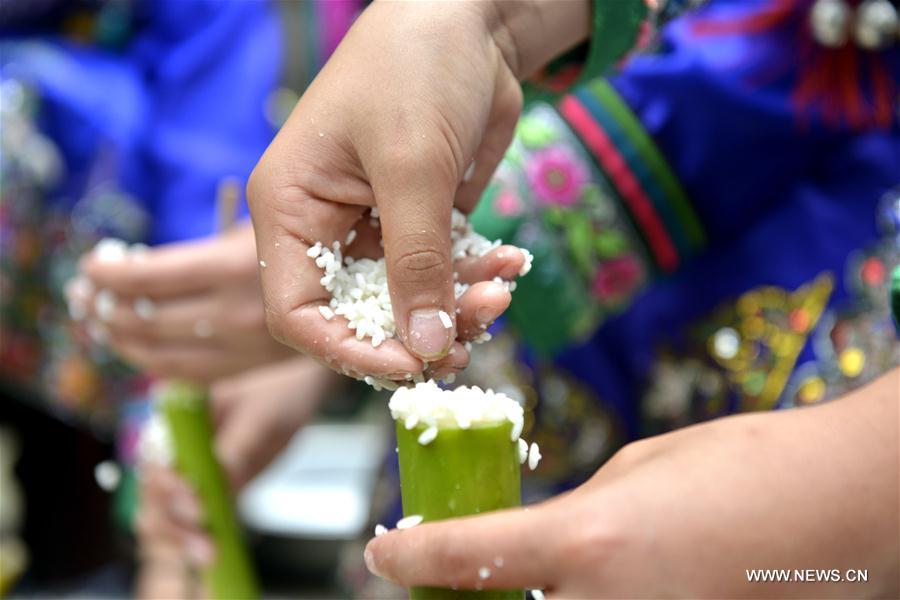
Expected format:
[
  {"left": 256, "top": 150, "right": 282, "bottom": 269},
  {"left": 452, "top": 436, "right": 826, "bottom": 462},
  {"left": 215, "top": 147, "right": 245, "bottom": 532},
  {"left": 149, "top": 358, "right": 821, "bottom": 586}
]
[
  {"left": 364, "top": 504, "right": 559, "bottom": 591},
  {"left": 372, "top": 146, "right": 458, "bottom": 361}
]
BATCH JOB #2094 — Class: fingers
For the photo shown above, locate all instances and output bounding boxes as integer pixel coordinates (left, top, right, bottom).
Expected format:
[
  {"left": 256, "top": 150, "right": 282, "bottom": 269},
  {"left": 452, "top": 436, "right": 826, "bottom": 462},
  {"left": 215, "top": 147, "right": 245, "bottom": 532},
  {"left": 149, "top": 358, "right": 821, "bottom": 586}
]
[
  {"left": 370, "top": 143, "right": 458, "bottom": 362},
  {"left": 455, "top": 281, "right": 511, "bottom": 341},
  {"left": 109, "top": 339, "right": 274, "bottom": 383},
  {"left": 81, "top": 229, "right": 254, "bottom": 299},
  {"left": 85, "top": 290, "right": 265, "bottom": 348},
  {"left": 454, "top": 70, "right": 523, "bottom": 213},
  {"left": 421, "top": 340, "right": 471, "bottom": 382},
  {"left": 365, "top": 505, "right": 560, "bottom": 591},
  {"left": 454, "top": 245, "right": 527, "bottom": 285},
  {"left": 137, "top": 465, "right": 214, "bottom": 567}
]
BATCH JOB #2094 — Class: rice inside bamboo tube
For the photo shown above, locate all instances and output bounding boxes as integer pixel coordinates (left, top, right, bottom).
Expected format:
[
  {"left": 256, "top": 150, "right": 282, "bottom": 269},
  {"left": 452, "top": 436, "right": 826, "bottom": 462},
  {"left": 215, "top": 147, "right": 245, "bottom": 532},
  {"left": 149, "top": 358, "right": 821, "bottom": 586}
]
[{"left": 390, "top": 381, "right": 528, "bottom": 600}]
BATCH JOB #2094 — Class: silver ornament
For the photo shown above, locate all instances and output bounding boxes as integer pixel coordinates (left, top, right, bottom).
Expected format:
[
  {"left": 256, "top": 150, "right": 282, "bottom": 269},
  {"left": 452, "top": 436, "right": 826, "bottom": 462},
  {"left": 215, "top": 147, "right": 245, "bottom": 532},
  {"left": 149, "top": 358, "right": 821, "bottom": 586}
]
[
  {"left": 810, "top": 0, "right": 852, "bottom": 48},
  {"left": 854, "top": 0, "right": 899, "bottom": 50}
]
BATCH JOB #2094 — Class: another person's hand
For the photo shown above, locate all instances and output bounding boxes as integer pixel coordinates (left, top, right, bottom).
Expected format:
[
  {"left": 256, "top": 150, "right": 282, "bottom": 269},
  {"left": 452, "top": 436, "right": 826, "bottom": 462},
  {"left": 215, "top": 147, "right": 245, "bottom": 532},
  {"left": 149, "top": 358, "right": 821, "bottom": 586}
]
[
  {"left": 134, "top": 357, "right": 335, "bottom": 599},
  {"left": 247, "top": 0, "right": 589, "bottom": 379},
  {"left": 68, "top": 223, "right": 294, "bottom": 382},
  {"left": 365, "top": 369, "right": 900, "bottom": 598}
]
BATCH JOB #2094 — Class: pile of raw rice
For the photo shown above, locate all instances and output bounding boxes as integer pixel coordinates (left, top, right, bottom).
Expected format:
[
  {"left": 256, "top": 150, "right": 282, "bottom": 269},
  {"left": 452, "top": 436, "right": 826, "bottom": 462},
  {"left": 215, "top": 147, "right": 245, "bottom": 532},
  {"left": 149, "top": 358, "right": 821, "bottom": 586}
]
[{"left": 308, "top": 208, "right": 532, "bottom": 350}]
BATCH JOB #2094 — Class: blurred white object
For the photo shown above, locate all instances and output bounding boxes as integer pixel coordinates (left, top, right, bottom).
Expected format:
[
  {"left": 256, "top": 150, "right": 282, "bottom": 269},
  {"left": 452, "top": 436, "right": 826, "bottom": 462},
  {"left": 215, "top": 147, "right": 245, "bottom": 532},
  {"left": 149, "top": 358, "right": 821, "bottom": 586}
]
[{"left": 240, "top": 423, "right": 387, "bottom": 539}]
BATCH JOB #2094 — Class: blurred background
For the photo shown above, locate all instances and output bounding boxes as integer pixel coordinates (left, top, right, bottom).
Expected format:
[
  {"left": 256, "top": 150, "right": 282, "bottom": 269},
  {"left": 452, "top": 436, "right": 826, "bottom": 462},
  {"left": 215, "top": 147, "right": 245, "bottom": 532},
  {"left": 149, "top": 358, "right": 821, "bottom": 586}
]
[{"left": 1, "top": 0, "right": 898, "bottom": 598}]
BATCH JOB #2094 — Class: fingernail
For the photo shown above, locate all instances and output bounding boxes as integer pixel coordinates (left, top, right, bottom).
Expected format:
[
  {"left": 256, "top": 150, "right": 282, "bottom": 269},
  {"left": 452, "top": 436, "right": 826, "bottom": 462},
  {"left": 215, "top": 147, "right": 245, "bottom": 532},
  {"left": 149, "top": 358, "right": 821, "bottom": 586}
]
[
  {"left": 475, "top": 304, "right": 502, "bottom": 326},
  {"left": 363, "top": 548, "right": 384, "bottom": 578},
  {"left": 407, "top": 309, "right": 452, "bottom": 359},
  {"left": 170, "top": 494, "right": 201, "bottom": 523},
  {"left": 185, "top": 536, "right": 215, "bottom": 566}
]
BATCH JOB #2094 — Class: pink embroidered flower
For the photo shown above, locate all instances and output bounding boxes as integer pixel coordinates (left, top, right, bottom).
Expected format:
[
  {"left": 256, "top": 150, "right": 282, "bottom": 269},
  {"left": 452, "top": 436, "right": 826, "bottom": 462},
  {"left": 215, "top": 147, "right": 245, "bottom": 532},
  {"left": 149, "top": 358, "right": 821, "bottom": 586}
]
[
  {"left": 592, "top": 255, "right": 643, "bottom": 301},
  {"left": 525, "top": 146, "right": 589, "bottom": 207},
  {"left": 494, "top": 190, "right": 522, "bottom": 216}
]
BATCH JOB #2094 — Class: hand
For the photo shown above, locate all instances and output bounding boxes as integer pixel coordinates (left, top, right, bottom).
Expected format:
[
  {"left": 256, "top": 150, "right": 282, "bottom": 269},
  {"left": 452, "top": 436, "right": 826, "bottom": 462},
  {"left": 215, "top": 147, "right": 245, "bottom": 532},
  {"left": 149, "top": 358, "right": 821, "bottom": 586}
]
[
  {"left": 68, "top": 223, "right": 294, "bottom": 382},
  {"left": 247, "top": 0, "right": 589, "bottom": 379},
  {"left": 365, "top": 370, "right": 900, "bottom": 598},
  {"left": 134, "top": 357, "right": 335, "bottom": 598}
]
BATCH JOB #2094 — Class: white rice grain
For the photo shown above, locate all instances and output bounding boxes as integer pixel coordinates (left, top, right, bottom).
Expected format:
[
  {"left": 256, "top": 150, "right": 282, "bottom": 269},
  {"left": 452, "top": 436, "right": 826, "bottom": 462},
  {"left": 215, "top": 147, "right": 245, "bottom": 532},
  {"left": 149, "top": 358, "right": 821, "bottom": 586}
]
[
  {"left": 374, "top": 524, "right": 388, "bottom": 537},
  {"left": 518, "top": 439, "right": 528, "bottom": 464},
  {"left": 396, "top": 514, "right": 423, "bottom": 530},
  {"left": 133, "top": 297, "right": 156, "bottom": 321},
  {"left": 93, "top": 238, "right": 129, "bottom": 263},
  {"left": 417, "top": 426, "right": 438, "bottom": 445},
  {"left": 438, "top": 310, "right": 453, "bottom": 329},
  {"left": 528, "top": 442, "right": 542, "bottom": 470},
  {"left": 94, "top": 289, "right": 117, "bottom": 322}
]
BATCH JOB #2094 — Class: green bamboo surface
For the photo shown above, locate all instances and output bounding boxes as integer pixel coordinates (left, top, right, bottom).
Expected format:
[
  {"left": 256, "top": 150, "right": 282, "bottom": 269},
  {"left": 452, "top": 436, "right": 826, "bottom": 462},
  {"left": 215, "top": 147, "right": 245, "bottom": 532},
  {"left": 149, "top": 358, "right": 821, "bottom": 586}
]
[
  {"left": 396, "top": 421, "right": 523, "bottom": 600},
  {"left": 159, "top": 380, "right": 259, "bottom": 600}
]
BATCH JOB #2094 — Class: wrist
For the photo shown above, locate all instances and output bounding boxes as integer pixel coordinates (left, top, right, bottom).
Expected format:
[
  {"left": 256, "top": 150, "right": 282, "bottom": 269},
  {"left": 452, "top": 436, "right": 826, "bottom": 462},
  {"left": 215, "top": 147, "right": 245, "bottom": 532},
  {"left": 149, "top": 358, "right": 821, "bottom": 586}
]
[{"left": 485, "top": 0, "right": 591, "bottom": 79}]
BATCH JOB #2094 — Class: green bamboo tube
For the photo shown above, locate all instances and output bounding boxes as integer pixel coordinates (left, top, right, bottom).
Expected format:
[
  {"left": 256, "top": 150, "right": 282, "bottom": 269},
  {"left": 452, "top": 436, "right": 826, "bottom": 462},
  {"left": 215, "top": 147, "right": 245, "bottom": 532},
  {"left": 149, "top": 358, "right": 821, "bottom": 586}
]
[
  {"left": 158, "top": 380, "right": 259, "bottom": 600},
  {"left": 396, "top": 420, "right": 523, "bottom": 600}
]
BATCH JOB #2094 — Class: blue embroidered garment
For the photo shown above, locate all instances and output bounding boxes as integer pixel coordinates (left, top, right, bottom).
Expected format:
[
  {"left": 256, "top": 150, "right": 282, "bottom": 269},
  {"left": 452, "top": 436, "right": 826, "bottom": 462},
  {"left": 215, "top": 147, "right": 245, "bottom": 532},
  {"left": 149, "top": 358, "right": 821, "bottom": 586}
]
[
  {"left": 1, "top": 0, "right": 283, "bottom": 243},
  {"left": 470, "top": 0, "right": 899, "bottom": 480}
]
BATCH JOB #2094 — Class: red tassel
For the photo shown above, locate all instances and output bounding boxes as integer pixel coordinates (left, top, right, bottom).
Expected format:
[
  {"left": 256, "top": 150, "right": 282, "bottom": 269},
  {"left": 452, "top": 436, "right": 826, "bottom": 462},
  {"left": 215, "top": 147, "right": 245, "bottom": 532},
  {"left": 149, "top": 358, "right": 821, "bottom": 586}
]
[{"left": 691, "top": 0, "right": 896, "bottom": 131}]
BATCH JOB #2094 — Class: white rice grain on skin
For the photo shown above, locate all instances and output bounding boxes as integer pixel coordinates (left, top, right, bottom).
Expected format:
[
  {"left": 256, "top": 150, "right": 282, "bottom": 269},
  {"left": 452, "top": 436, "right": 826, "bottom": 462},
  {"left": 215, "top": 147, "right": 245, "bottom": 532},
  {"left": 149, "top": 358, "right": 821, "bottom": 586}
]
[
  {"left": 94, "top": 289, "right": 117, "bottom": 322},
  {"left": 396, "top": 514, "right": 423, "bottom": 530},
  {"left": 193, "top": 319, "right": 214, "bottom": 339},
  {"left": 133, "top": 297, "right": 156, "bottom": 321},
  {"left": 519, "top": 249, "right": 534, "bottom": 276},
  {"left": 478, "top": 567, "right": 491, "bottom": 580},
  {"left": 531, "top": 591, "right": 545, "bottom": 600},
  {"left": 417, "top": 426, "right": 438, "bottom": 446},
  {"left": 438, "top": 310, "right": 453, "bottom": 329},
  {"left": 318, "top": 305, "right": 335, "bottom": 320},
  {"left": 463, "top": 161, "right": 476, "bottom": 182},
  {"left": 259, "top": 260, "right": 267, "bottom": 268},
  {"left": 374, "top": 524, "right": 388, "bottom": 537},
  {"left": 93, "top": 238, "right": 129, "bottom": 263},
  {"left": 528, "top": 442, "right": 542, "bottom": 471}
]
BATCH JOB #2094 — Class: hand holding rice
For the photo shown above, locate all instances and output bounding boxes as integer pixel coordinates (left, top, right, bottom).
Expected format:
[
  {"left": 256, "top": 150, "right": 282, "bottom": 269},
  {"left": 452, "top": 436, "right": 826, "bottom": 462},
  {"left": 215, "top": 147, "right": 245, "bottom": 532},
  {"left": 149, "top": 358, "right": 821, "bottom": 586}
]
[{"left": 305, "top": 208, "right": 532, "bottom": 389}]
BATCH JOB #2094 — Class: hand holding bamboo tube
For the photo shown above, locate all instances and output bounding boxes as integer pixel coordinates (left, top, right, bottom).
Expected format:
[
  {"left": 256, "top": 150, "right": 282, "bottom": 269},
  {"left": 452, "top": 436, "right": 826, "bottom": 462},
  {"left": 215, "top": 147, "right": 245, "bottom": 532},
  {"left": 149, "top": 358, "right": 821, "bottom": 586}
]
[{"left": 156, "top": 379, "right": 259, "bottom": 600}]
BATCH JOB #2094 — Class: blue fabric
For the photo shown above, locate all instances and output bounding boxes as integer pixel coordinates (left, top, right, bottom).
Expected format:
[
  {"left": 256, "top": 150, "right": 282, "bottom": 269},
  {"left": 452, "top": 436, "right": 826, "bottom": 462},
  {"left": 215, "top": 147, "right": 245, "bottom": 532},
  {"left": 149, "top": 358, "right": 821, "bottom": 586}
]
[
  {"left": 1, "top": 0, "right": 282, "bottom": 243},
  {"left": 553, "top": 1, "right": 900, "bottom": 439}
]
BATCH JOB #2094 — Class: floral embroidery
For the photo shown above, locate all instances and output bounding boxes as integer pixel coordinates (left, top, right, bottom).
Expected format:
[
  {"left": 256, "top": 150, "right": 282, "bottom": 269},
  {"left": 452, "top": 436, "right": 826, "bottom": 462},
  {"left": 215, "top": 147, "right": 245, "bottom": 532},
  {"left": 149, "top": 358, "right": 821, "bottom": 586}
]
[
  {"left": 592, "top": 255, "right": 644, "bottom": 302},
  {"left": 494, "top": 189, "right": 523, "bottom": 217},
  {"left": 642, "top": 194, "right": 900, "bottom": 432},
  {"left": 470, "top": 102, "right": 654, "bottom": 353},
  {"left": 525, "top": 146, "right": 589, "bottom": 207}
]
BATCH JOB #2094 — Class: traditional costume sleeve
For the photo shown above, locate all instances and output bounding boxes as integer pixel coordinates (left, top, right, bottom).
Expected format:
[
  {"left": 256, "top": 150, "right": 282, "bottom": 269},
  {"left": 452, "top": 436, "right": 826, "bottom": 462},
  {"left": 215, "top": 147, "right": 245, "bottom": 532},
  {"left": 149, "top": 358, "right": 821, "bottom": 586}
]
[
  {"left": 473, "top": 0, "right": 899, "bottom": 357},
  {"left": 468, "top": 0, "right": 898, "bottom": 457},
  {"left": 525, "top": 0, "right": 697, "bottom": 97}
]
